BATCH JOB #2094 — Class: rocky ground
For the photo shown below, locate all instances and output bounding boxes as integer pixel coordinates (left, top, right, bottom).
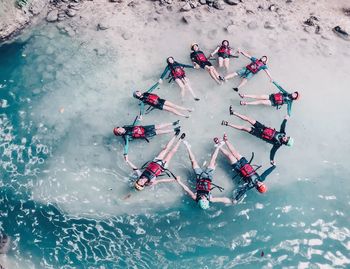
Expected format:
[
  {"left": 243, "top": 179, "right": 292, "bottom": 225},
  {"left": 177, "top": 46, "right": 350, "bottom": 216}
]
[{"left": 1, "top": 0, "right": 350, "bottom": 44}]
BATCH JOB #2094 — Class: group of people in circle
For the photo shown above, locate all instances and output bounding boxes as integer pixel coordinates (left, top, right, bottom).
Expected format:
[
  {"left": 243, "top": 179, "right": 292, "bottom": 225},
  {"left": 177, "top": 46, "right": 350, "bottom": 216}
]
[{"left": 113, "top": 40, "right": 300, "bottom": 210}]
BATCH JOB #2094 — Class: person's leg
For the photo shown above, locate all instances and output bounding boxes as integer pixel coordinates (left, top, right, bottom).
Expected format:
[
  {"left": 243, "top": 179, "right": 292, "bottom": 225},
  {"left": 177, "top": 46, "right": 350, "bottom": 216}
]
[
  {"left": 164, "top": 100, "right": 192, "bottom": 112},
  {"left": 224, "top": 72, "right": 238, "bottom": 80},
  {"left": 231, "top": 111, "right": 256, "bottom": 125},
  {"left": 225, "top": 122, "right": 252, "bottom": 133},
  {"left": 156, "top": 134, "right": 178, "bottom": 160},
  {"left": 223, "top": 58, "right": 230, "bottom": 71},
  {"left": 208, "top": 146, "right": 220, "bottom": 169},
  {"left": 175, "top": 79, "right": 186, "bottom": 99},
  {"left": 206, "top": 67, "right": 221, "bottom": 84},
  {"left": 155, "top": 122, "right": 176, "bottom": 129},
  {"left": 219, "top": 147, "right": 237, "bottom": 165},
  {"left": 183, "top": 78, "right": 199, "bottom": 100},
  {"left": 218, "top": 57, "right": 224, "bottom": 68},
  {"left": 163, "top": 135, "right": 184, "bottom": 164},
  {"left": 155, "top": 129, "right": 175, "bottom": 135},
  {"left": 224, "top": 138, "right": 243, "bottom": 161},
  {"left": 163, "top": 105, "right": 189, "bottom": 118},
  {"left": 241, "top": 100, "right": 272, "bottom": 106},
  {"left": 236, "top": 78, "right": 248, "bottom": 90},
  {"left": 184, "top": 141, "right": 200, "bottom": 169},
  {"left": 241, "top": 94, "right": 269, "bottom": 100}
]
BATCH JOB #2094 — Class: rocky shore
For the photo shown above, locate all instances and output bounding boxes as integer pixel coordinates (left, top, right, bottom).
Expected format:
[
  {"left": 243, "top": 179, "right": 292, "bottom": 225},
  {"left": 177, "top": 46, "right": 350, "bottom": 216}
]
[{"left": 1, "top": 0, "right": 350, "bottom": 44}]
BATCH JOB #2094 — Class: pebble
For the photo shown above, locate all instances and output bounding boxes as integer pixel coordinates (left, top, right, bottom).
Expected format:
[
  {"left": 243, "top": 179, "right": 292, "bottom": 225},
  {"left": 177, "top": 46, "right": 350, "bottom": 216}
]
[
  {"left": 264, "top": 21, "right": 275, "bottom": 29},
  {"left": 97, "top": 22, "right": 109, "bottom": 30},
  {"left": 247, "top": 21, "right": 258, "bottom": 30},
  {"left": 213, "top": 0, "right": 225, "bottom": 10},
  {"left": 199, "top": 0, "right": 206, "bottom": 4},
  {"left": 66, "top": 9, "right": 77, "bottom": 17},
  {"left": 182, "top": 15, "right": 192, "bottom": 24},
  {"left": 46, "top": 10, "right": 59, "bottom": 22},
  {"left": 224, "top": 0, "right": 239, "bottom": 5},
  {"left": 181, "top": 3, "right": 192, "bottom": 12}
]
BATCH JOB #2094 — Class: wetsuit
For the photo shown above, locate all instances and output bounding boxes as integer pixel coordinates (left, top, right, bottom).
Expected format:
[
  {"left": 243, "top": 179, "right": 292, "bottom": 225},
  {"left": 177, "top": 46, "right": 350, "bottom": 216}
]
[
  {"left": 190, "top": 50, "right": 212, "bottom": 69},
  {"left": 122, "top": 118, "right": 157, "bottom": 156},
  {"left": 269, "top": 81, "right": 294, "bottom": 116},
  {"left": 249, "top": 119, "right": 288, "bottom": 162},
  {"left": 160, "top": 62, "right": 194, "bottom": 81},
  {"left": 237, "top": 57, "right": 268, "bottom": 79},
  {"left": 232, "top": 158, "right": 276, "bottom": 201}
]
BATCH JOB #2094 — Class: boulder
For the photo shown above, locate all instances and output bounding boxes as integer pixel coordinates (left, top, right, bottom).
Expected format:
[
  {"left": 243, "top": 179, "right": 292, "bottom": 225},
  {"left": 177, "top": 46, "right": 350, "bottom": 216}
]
[
  {"left": 213, "top": 0, "right": 224, "bottom": 10},
  {"left": 224, "top": 0, "right": 239, "bottom": 5},
  {"left": 66, "top": 9, "right": 77, "bottom": 17},
  {"left": 182, "top": 15, "right": 192, "bottom": 24},
  {"left": 226, "top": 24, "right": 235, "bottom": 34},
  {"left": 181, "top": 3, "right": 192, "bottom": 11},
  {"left": 199, "top": 0, "right": 206, "bottom": 4},
  {"left": 264, "top": 21, "right": 275, "bottom": 29},
  {"left": 97, "top": 22, "right": 109, "bottom": 30},
  {"left": 46, "top": 10, "right": 58, "bottom": 22}
]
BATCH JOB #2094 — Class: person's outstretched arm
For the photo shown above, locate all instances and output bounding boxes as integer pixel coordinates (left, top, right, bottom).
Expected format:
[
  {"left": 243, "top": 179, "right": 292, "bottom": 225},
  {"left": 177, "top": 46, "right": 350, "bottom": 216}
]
[
  {"left": 153, "top": 178, "right": 176, "bottom": 185},
  {"left": 210, "top": 196, "right": 233, "bottom": 204},
  {"left": 260, "top": 165, "right": 276, "bottom": 182},
  {"left": 159, "top": 66, "right": 170, "bottom": 82},
  {"left": 264, "top": 69, "right": 273, "bottom": 82},
  {"left": 240, "top": 50, "right": 252, "bottom": 59},
  {"left": 178, "top": 62, "right": 195, "bottom": 69},
  {"left": 176, "top": 177, "right": 196, "bottom": 200},
  {"left": 280, "top": 117, "right": 288, "bottom": 133},
  {"left": 125, "top": 155, "right": 139, "bottom": 171},
  {"left": 269, "top": 144, "right": 281, "bottom": 164},
  {"left": 287, "top": 101, "right": 293, "bottom": 117},
  {"left": 123, "top": 136, "right": 130, "bottom": 157},
  {"left": 210, "top": 46, "right": 220, "bottom": 57},
  {"left": 273, "top": 81, "right": 288, "bottom": 94},
  {"left": 233, "top": 185, "right": 252, "bottom": 203},
  {"left": 146, "top": 82, "right": 159, "bottom": 93}
]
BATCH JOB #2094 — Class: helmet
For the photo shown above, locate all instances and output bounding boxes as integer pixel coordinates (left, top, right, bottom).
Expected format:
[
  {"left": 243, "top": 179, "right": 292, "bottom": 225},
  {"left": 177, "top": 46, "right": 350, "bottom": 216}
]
[
  {"left": 198, "top": 198, "right": 210, "bottom": 210},
  {"left": 134, "top": 181, "right": 144, "bottom": 191},
  {"left": 256, "top": 183, "right": 267, "bottom": 193},
  {"left": 286, "top": 137, "right": 294, "bottom": 147},
  {"left": 113, "top": 127, "right": 120, "bottom": 136},
  {"left": 191, "top": 43, "right": 198, "bottom": 50},
  {"left": 133, "top": 91, "right": 140, "bottom": 99},
  {"left": 260, "top": 55, "right": 268, "bottom": 63}
]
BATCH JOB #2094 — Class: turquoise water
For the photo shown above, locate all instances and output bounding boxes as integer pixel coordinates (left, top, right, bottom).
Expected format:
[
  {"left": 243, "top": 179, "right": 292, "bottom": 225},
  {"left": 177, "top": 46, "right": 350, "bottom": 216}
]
[{"left": 0, "top": 24, "right": 350, "bottom": 268}]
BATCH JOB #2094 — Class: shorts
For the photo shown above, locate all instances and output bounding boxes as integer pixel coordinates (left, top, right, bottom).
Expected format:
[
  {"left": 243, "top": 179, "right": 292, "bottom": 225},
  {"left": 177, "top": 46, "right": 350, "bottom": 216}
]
[
  {"left": 144, "top": 125, "right": 156, "bottom": 138},
  {"left": 231, "top": 157, "right": 248, "bottom": 173},
  {"left": 237, "top": 67, "right": 254, "bottom": 79},
  {"left": 249, "top": 121, "right": 266, "bottom": 138},
  {"left": 218, "top": 52, "right": 230, "bottom": 59},
  {"left": 199, "top": 61, "right": 212, "bottom": 69},
  {"left": 154, "top": 98, "right": 165, "bottom": 110},
  {"left": 194, "top": 167, "right": 214, "bottom": 181}
]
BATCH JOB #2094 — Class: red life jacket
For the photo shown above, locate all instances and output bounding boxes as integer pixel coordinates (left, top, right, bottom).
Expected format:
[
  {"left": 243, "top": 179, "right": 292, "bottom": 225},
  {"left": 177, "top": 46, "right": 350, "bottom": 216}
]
[
  {"left": 171, "top": 66, "right": 185, "bottom": 79},
  {"left": 196, "top": 178, "right": 211, "bottom": 192},
  {"left": 246, "top": 59, "right": 265, "bottom": 74},
  {"left": 240, "top": 163, "right": 257, "bottom": 178},
  {"left": 218, "top": 45, "right": 231, "bottom": 56},
  {"left": 195, "top": 52, "right": 208, "bottom": 63},
  {"left": 145, "top": 93, "right": 159, "bottom": 106},
  {"left": 145, "top": 162, "right": 164, "bottom": 177},
  {"left": 273, "top": 93, "right": 284, "bottom": 105},
  {"left": 261, "top": 128, "right": 276, "bottom": 141},
  {"left": 131, "top": 126, "right": 145, "bottom": 138}
]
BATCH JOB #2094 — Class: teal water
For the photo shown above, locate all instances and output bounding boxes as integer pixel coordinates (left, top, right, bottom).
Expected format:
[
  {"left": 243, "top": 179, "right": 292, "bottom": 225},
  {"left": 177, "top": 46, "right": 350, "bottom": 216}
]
[{"left": 0, "top": 24, "right": 350, "bottom": 269}]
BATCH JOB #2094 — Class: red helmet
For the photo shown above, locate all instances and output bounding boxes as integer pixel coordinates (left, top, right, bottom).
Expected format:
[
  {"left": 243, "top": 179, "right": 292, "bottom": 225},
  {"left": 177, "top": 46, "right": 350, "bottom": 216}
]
[
  {"left": 256, "top": 182, "right": 267, "bottom": 193},
  {"left": 113, "top": 127, "right": 120, "bottom": 136}
]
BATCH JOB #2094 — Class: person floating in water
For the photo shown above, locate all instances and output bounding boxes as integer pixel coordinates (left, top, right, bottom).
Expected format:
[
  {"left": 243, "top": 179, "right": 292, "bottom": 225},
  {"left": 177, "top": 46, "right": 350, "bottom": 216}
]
[
  {"left": 175, "top": 139, "right": 233, "bottom": 209},
  {"left": 239, "top": 81, "right": 300, "bottom": 116},
  {"left": 209, "top": 40, "right": 239, "bottom": 72},
  {"left": 224, "top": 50, "right": 273, "bottom": 92},
  {"left": 159, "top": 57, "right": 200, "bottom": 101},
  {"left": 216, "top": 134, "right": 276, "bottom": 203},
  {"left": 222, "top": 109, "right": 293, "bottom": 165},
  {"left": 133, "top": 82, "right": 193, "bottom": 118},
  {"left": 126, "top": 132, "right": 186, "bottom": 191},
  {"left": 113, "top": 116, "right": 181, "bottom": 163},
  {"left": 190, "top": 43, "right": 224, "bottom": 85}
]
